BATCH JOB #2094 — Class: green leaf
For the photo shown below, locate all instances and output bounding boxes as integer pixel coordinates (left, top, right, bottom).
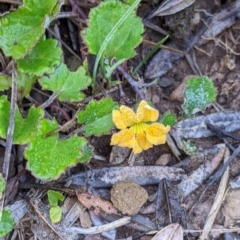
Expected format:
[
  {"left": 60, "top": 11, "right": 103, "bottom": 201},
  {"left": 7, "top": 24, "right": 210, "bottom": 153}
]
[
  {"left": 0, "top": 74, "right": 11, "bottom": 91},
  {"left": 123, "top": 0, "right": 137, "bottom": 5},
  {"left": 181, "top": 139, "right": 197, "bottom": 156},
  {"left": 49, "top": 206, "right": 62, "bottom": 223},
  {"left": 0, "top": 209, "right": 15, "bottom": 237},
  {"left": 0, "top": 0, "right": 60, "bottom": 59},
  {"left": 25, "top": 119, "right": 87, "bottom": 180},
  {"left": 0, "top": 174, "right": 5, "bottom": 194},
  {"left": 0, "top": 96, "right": 44, "bottom": 144},
  {"left": 160, "top": 111, "right": 177, "bottom": 127},
  {"left": 78, "top": 98, "right": 119, "bottom": 136},
  {"left": 182, "top": 76, "right": 217, "bottom": 117},
  {"left": 17, "top": 71, "right": 38, "bottom": 100},
  {"left": 47, "top": 190, "right": 64, "bottom": 207},
  {"left": 82, "top": 1, "right": 144, "bottom": 61},
  {"left": 78, "top": 143, "right": 94, "bottom": 163},
  {"left": 39, "top": 63, "right": 92, "bottom": 101},
  {"left": 17, "top": 38, "right": 62, "bottom": 76}
]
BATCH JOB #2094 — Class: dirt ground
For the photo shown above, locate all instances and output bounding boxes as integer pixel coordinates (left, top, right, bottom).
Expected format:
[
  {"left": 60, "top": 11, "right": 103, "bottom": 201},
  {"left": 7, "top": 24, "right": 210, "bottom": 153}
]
[{"left": 2, "top": 0, "right": 240, "bottom": 239}]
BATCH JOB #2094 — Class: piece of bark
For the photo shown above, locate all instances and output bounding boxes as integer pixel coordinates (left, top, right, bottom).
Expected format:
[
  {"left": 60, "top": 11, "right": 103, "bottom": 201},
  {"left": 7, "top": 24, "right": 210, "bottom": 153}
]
[
  {"left": 171, "top": 112, "right": 240, "bottom": 149},
  {"left": 65, "top": 166, "right": 186, "bottom": 188},
  {"left": 177, "top": 144, "right": 226, "bottom": 197}
]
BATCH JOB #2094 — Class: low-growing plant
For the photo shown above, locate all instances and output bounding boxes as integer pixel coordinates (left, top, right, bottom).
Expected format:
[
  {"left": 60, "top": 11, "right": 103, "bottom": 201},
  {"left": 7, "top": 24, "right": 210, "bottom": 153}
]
[
  {"left": 47, "top": 190, "right": 64, "bottom": 223},
  {"left": 0, "top": 0, "right": 145, "bottom": 234},
  {"left": 0, "top": 0, "right": 217, "bottom": 236}
]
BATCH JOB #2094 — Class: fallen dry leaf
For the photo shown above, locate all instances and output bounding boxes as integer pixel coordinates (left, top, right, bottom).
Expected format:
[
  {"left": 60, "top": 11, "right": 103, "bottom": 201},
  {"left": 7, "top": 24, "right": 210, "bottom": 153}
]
[
  {"left": 152, "top": 223, "right": 183, "bottom": 240},
  {"left": 147, "top": 0, "right": 195, "bottom": 18},
  {"left": 77, "top": 192, "right": 119, "bottom": 215}
]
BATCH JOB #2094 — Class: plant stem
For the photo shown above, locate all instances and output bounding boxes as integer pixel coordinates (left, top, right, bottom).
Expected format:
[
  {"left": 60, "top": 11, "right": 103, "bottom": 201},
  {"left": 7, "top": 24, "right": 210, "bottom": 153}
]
[
  {"left": 132, "top": 35, "right": 168, "bottom": 76},
  {"left": 54, "top": 12, "right": 79, "bottom": 20},
  {"left": 68, "top": 0, "right": 87, "bottom": 19},
  {"left": 41, "top": 93, "right": 58, "bottom": 109},
  {"left": 0, "top": 63, "right": 17, "bottom": 212},
  {"left": 47, "top": 28, "right": 82, "bottom": 61},
  {"left": 117, "top": 65, "right": 158, "bottom": 100}
]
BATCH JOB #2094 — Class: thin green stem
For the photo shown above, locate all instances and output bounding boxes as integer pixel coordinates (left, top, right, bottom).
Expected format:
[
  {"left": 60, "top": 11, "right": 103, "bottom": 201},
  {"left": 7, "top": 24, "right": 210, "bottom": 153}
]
[{"left": 132, "top": 35, "right": 168, "bottom": 76}]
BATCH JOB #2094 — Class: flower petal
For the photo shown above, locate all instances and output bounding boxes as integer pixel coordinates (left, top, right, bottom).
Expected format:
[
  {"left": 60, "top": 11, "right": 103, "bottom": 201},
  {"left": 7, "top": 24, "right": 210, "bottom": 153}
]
[
  {"left": 112, "top": 106, "right": 136, "bottom": 129},
  {"left": 111, "top": 129, "right": 135, "bottom": 148},
  {"left": 132, "top": 141, "right": 142, "bottom": 154},
  {"left": 145, "top": 123, "right": 170, "bottom": 145},
  {"left": 136, "top": 133, "right": 153, "bottom": 151},
  {"left": 136, "top": 100, "right": 159, "bottom": 123}
]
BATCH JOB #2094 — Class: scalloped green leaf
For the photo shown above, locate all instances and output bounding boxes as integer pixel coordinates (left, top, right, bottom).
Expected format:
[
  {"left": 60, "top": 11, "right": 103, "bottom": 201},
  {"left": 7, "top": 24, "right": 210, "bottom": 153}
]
[
  {"left": 0, "top": 74, "right": 11, "bottom": 91},
  {"left": 39, "top": 63, "right": 92, "bottom": 101},
  {"left": 0, "top": 0, "right": 60, "bottom": 59},
  {"left": 17, "top": 71, "right": 38, "bottom": 100},
  {"left": 182, "top": 76, "right": 217, "bottom": 117},
  {"left": 49, "top": 206, "right": 62, "bottom": 223},
  {"left": 78, "top": 143, "right": 94, "bottom": 163},
  {"left": 181, "top": 139, "right": 197, "bottom": 156},
  {"left": 25, "top": 119, "right": 87, "bottom": 180},
  {"left": 17, "top": 38, "right": 62, "bottom": 76},
  {"left": 0, "top": 95, "right": 44, "bottom": 144},
  {"left": 82, "top": 1, "right": 144, "bottom": 61},
  {"left": 160, "top": 111, "right": 177, "bottom": 127},
  {"left": 0, "top": 209, "right": 15, "bottom": 237},
  {"left": 48, "top": 190, "right": 64, "bottom": 207},
  {"left": 78, "top": 98, "right": 119, "bottom": 136}
]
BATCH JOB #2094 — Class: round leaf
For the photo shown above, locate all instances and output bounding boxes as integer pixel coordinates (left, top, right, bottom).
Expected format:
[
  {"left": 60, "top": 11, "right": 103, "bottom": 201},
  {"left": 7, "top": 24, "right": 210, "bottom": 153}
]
[
  {"left": 48, "top": 190, "right": 64, "bottom": 207},
  {"left": 0, "top": 210, "right": 15, "bottom": 237},
  {"left": 82, "top": 1, "right": 144, "bottom": 61},
  {"left": 49, "top": 206, "right": 62, "bottom": 223},
  {"left": 182, "top": 76, "right": 217, "bottom": 117}
]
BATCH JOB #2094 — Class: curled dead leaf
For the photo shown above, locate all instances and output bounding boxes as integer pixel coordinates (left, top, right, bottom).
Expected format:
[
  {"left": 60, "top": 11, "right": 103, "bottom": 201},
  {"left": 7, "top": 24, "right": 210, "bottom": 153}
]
[
  {"left": 152, "top": 223, "right": 183, "bottom": 240},
  {"left": 77, "top": 193, "right": 119, "bottom": 215},
  {"left": 147, "top": 0, "right": 195, "bottom": 18}
]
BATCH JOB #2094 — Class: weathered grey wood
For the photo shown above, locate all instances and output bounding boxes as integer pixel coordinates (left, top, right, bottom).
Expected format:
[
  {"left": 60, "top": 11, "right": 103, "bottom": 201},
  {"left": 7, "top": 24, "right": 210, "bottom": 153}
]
[{"left": 66, "top": 166, "right": 186, "bottom": 188}]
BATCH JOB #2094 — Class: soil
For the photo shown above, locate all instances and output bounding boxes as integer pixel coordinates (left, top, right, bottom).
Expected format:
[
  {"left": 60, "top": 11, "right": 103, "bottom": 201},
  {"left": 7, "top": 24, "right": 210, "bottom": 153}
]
[{"left": 2, "top": 0, "right": 240, "bottom": 239}]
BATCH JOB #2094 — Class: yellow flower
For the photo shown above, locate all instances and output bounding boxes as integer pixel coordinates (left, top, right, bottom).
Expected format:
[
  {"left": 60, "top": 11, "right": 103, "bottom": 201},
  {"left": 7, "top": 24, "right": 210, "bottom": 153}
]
[{"left": 110, "top": 100, "right": 170, "bottom": 154}]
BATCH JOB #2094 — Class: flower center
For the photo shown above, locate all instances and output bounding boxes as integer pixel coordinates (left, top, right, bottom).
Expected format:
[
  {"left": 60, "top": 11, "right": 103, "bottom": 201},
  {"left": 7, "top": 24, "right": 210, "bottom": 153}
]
[{"left": 130, "top": 122, "right": 148, "bottom": 134}]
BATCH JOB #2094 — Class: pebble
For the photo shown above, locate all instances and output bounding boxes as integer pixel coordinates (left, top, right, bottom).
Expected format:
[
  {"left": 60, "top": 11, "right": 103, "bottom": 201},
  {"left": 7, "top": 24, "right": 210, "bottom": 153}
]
[
  {"left": 155, "top": 153, "right": 172, "bottom": 166},
  {"left": 170, "top": 75, "right": 195, "bottom": 102},
  {"left": 111, "top": 180, "right": 148, "bottom": 216},
  {"left": 158, "top": 77, "right": 173, "bottom": 88}
]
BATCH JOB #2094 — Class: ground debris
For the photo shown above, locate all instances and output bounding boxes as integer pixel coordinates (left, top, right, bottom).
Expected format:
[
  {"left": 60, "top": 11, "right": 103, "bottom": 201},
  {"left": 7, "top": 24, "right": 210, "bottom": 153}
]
[
  {"left": 77, "top": 192, "right": 119, "bottom": 216},
  {"left": 177, "top": 144, "right": 225, "bottom": 197},
  {"left": 65, "top": 166, "right": 186, "bottom": 188},
  {"left": 145, "top": 1, "right": 240, "bottom": 79},
  {"left": 171, "top": 111, "right": 240, "bottom": 149}
]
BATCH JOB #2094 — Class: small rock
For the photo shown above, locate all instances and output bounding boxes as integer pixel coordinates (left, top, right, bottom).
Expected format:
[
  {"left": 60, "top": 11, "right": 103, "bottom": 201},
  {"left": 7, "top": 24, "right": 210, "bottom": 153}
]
[
  {"left": 109, "top": 146, "right": 131, "bottom": 165},
  {"left": 151, "top": 94, "right": 160, "bottom": 105},
  {"left": 158, "top": 77, "right": 173, "bottom": 88},
  {"left": 155, "top": 153, "right": 171, "bottom": 166},
  {"left": 170, "top": 75, "right": 195, "bottom": 102},
  {"left": 191, "top": 12, "right": 201, "bottom": 26},
  {"left": 111, "top": 180, "right": 148, "bottom": 216}
]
